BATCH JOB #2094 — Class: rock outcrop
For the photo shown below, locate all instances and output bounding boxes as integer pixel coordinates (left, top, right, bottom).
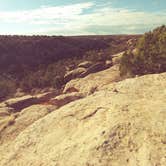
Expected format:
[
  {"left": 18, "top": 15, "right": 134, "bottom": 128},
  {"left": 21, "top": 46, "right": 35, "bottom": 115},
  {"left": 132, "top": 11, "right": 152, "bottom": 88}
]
[
  {"left": 80, "top": 62, "right": 107, "bottom": 78},
  {"left": 0, "top": 104, "right": 56, "bottom": 144},
  {"left": 49, "top": 92, "right": 84, "bottom": 107},
  {"left": 35, "top": 91, "right": 59, "bottom": 103},
  {"left": 64, "top": 59, "right": 113, "bottom": 83},
  {"left": 78, "top": 61, "right": 93, "bottom": 68},
  {"left": 112, "top": 52, "right": 124, "bottom": 65},
  {"left": 0, "top": 91, "right": 59, "bottom": 113},
  {"left": 64, "top": 67, "right": 87, "bottom": 82},
  {"left": 64, "top": 65, "right": 121, "bottom": 95},
  {"left": 0, "top": 72, "right": 165, "bottom": 166},
  {"left": 0, "top": 107, "right": 15, "bottom": 133},
  {"left": 3, "top": 95, "right": 38, "bottom": 112}
]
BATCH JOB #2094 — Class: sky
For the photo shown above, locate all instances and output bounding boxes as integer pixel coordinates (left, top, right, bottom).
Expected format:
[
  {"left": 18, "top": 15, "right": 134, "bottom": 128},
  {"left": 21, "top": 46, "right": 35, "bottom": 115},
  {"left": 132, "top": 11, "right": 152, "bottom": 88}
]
[{"left": 0, "top": 0, "right": 165, "bottom": 35}]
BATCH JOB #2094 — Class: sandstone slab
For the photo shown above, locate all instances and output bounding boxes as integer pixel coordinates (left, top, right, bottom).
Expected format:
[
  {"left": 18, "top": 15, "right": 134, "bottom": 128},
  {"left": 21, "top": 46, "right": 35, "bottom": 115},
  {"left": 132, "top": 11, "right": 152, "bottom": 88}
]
[{"left": 0, "top": 73, "right": 165, "bottom": 166}]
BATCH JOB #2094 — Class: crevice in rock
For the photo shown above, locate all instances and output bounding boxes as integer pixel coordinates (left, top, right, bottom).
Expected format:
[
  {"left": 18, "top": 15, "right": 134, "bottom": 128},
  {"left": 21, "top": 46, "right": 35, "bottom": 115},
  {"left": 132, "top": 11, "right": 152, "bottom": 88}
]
[{"left": 81, "top": 107, "right": 105, "bottom": 120}]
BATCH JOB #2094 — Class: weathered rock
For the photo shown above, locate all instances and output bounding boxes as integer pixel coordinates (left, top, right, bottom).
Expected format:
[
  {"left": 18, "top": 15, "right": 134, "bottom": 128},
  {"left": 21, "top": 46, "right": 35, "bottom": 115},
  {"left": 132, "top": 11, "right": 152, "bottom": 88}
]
[
  {"left": 80, "top": 62, "right": 106, "bottom": 77},
  {"left": 0, "top": 115, "right": 15, "bottom": 134},
  {"left": 64, "top": 67, "right": 87, "bottom": 82},
  {"left": 1, "top": 91, "right": 60, "bottom": 113},
  {"left": 0, "top": 104, "right": 56, "bottom": 144},
  {"left": 35, "top": 91, "right": 59, "bottom": 103},
  {"left": 64, "top": 65, "right": 121, "bottom": 95},
  {"left": 0, "top": 110, "right": 9, "bottom": 117},
  {"left": 78, "top": 61, "right": 93, "bottom": 68},
  {"left": 105, "top": 60, "right": 113, "bottom": 68},
  {"left": 4, "top": 95, "right": 38, "bottom": 112},
  {"left": 39, "top": 87, "right": 56, "bottom": 94},
  {"left": 0, "top": 103, "right": 7, "bottom": 108},
  {"left": 0, "top": 72, "right": 165, "bottom": 166},
  {"left": 49, "top": 92, "right": 84, "bottom": 107},
  {"left": 0, "top": 107, "right": 15, "bottom": 133},
  {"left": 112, "top": 52, "right": 124, "bottom": 65},
  {"left": 63, "top": 87, "right": 79, "bottom": 93},
  {"left": 0, "top": 107, "right": 13, "bottom": 117}
]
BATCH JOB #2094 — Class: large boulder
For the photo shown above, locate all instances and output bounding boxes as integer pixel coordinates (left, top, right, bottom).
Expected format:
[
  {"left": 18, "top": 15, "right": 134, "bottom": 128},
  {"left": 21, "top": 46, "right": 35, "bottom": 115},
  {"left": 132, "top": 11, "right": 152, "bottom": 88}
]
[
  {"left": 64, "top": 67, "right": 87, "bottom": 82},
  {"left": 78, "top": 61, "right": 93, "bottom": 68},
  {"left": 0, "top": 72, "right": 165, "bottom": 166}
]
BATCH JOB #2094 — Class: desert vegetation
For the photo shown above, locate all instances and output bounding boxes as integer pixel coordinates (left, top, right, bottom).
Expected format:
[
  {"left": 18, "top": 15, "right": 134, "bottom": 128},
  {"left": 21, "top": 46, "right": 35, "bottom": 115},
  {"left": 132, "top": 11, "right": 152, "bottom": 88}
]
[
  {"left": 0, "top": 76, "right": 16, "bottom": 100},
  {"left": 1, "top": 24, "right": 166, "bottom": 102},
  {"left": 0, "top": 35, "right": 138, "bottom": 101},
  {"left": 120, "top": 25, "right": 166, "bottom": 76}
]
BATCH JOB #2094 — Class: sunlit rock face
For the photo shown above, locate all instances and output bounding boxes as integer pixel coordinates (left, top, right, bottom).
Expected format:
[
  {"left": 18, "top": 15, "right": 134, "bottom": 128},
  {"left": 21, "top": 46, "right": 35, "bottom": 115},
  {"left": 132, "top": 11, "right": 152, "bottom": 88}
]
[{"left": 0, "top": 72, "right": 165, "bottom": 166}]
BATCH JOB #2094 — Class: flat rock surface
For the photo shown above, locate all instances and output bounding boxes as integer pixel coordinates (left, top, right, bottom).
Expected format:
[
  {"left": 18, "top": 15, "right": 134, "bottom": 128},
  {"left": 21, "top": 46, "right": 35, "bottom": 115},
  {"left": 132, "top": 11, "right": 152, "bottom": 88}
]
[
  {"left": 0, "top": 105, "right": 56, "bottom": 144},
  {"left": 0, "top": 72, "right": 165, "bottom": 166}
]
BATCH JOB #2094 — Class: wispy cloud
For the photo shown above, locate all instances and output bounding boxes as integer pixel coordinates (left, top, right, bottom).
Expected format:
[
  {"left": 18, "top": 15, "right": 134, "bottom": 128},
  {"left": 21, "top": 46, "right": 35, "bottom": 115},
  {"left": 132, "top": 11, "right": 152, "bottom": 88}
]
[
  {"left": 0, "top": 2, "right": 165, "bottom": 35},
  {"left": 0, "top": 2, "right": 93, "bottom": 23}
]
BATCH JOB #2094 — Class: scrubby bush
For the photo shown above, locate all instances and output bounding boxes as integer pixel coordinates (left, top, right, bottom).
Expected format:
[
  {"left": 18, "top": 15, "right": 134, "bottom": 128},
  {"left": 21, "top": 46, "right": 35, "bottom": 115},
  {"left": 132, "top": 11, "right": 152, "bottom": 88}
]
[
  {"left": 19, "top": 60, "right": 68, "bottom": 92},
  {"left": 120, "top": 25, "right": 166, "bottom": 76},
  {"left": 0, "top": 35, "right": 140, "bottom": 98},
  {"left": 83, "top": 50, "right": 112, "bottom": 62},
  {"left": 0, "top": 77, "right": 16, "bottom": 101}
]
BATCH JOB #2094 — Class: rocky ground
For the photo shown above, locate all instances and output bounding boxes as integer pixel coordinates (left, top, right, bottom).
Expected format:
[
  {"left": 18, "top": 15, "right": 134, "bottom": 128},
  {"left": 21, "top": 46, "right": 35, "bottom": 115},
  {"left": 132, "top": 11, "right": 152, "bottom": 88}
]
[{"left": 0, "top": 52, "right": 165, "bottom": 166}]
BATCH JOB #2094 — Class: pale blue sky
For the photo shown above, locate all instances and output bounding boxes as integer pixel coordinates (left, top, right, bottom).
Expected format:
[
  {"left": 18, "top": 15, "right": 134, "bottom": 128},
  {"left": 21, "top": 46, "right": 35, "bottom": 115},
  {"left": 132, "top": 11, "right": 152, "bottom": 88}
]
[{"left": 0, "top": 0, "right": 165, "bottom": 35}]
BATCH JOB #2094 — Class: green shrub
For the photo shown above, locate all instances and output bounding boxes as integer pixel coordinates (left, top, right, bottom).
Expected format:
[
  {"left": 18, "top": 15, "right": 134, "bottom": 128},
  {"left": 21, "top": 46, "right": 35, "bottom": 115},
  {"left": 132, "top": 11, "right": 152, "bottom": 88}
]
[{"left": 120, "top": 25, "right": 166, "bottom": 76}]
